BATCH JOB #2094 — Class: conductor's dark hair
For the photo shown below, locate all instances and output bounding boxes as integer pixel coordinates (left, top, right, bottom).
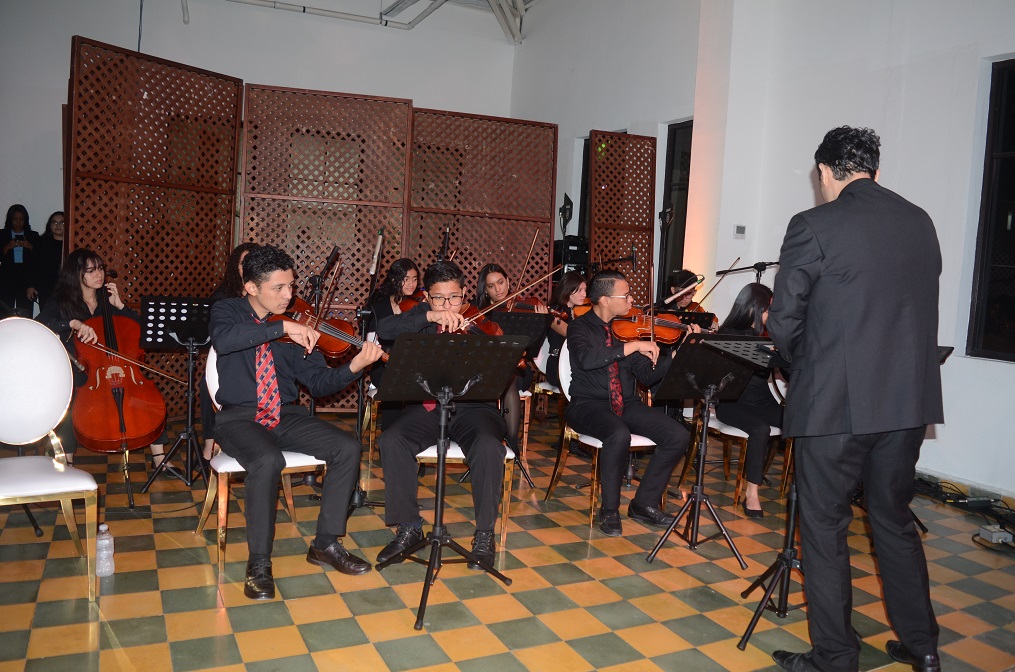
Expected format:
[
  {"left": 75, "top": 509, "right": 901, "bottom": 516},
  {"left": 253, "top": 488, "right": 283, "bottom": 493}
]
[
  {"left": 588, "top": 270, "right": 625, "bottom": 304},
  {"left": 423, "top": 260, "right": 464, "bottom": 291},
  {"left": 476, "top": 263, "right": 509, "bottom": 308},
  {"left": 720, "top": 283, "right": 773, "bottom": 336},
  {"left": 549, "top": 271, "right": 586, "bottom": 311},
  {"left": 814, "top": 126, "right": 880, "bottom": 180},
  {"left": 371, "top": 258, "right": 420, "bottom": 304},
  {"left": 243, "top": 245, "right": 294, "bottom": 286},
  {"left": 4, "top": 204, "right": 30, "bottom": 231},
  {"left": 215, "top": 242, "right": 260, "bottom": 298}
]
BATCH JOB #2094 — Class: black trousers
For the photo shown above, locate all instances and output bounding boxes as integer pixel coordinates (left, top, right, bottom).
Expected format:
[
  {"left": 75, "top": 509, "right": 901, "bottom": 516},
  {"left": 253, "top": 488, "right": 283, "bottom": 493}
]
[
  {"left": 715, "top": 392, "right": 782, "bottom": 485},
  {"left": 216, "top": 404, "right": 361, "bottom": 557},
  {"left": 378, "top": 402, "right": 506, "bottom": 532},
  {"left": 565, "top": 399, "right": 689, "bottom": 510},
  {"left": 796, "top": 428, "right": 938, "bottom": 672}
]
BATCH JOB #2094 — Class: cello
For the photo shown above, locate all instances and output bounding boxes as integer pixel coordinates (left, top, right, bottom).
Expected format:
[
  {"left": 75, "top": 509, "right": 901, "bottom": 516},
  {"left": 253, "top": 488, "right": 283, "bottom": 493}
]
[{"left": 73, "top": 269, "right": 167, "bottom": 506}]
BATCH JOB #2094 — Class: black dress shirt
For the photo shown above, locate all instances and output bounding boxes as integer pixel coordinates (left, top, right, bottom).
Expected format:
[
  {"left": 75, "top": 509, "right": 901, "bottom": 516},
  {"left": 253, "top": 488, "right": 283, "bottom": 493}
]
[
  {"left": 209, "top": 297, "right": 360, "bottom": 408},
  {"left": 567, "top": 310, "right": 668, "bottom": 403}
]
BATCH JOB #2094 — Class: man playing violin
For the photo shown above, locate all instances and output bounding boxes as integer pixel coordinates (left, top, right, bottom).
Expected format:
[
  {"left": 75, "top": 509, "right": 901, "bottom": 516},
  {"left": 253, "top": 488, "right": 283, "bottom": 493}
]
[
  {"left": 374, "top": 260, "right": 508, "bottom": 571},
  {"left": 566, "top": 270, "right": 692, "bottom": 536},
  {"left": 209, "top": 245, "right": 384, "bottom": 600}
]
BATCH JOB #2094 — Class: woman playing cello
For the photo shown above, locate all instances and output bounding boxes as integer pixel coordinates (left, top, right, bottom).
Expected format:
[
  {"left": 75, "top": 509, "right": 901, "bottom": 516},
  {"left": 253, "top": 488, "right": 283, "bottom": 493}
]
[{"left": 37, "top": 248, "right": 175, "bottom": 475}]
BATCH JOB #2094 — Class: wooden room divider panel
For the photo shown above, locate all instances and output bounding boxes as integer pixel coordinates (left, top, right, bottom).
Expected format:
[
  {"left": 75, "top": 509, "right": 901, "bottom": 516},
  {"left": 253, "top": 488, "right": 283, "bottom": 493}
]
[
  {"left": 409, "top": 110, "right": 557, "bottom": 300},
  {"left": 67, "top": 37, "right": 243, "bottom": 415},
  {"left": 240, "top": 85, "right": 412, "bottom": 410},
  {"left": 586, "top": 130, "right": 656, "bottom": 305}
]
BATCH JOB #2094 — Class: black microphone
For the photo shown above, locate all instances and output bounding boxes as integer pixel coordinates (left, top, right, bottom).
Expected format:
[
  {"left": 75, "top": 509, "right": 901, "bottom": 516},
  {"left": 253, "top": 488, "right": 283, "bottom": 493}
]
[
  {"left": 752, "top": 261, "right": 779, "bottom": 272},
  {"left": 631, "top": 245, "right": 637, "bottom": 273},
  {"left": 323, "top": 245, "right": 340, "bottom": 271}
]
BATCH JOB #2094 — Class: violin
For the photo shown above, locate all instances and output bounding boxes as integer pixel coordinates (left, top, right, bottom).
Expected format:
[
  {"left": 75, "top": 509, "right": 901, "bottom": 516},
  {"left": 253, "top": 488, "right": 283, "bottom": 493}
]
[
  {"left": 73, "top": 271, "right": 167, "bottom": 454},
  {"left": 452, "top": 303, "right": 504, "bottom": 336},
  {"left": 610, "top": 308, "right": 691, "bottom": 345},
  {"left": 271, "top": 296, "right": 389, "bottom": 363},
  {"left": 506, "top": 295, "right": 570, "bottom": 323}
]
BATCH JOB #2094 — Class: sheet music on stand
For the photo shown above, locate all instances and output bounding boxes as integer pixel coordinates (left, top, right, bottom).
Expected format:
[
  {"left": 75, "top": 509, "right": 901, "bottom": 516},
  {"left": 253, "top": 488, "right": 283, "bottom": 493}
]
[{"left": 139, "top": 296, "right": 212, "bottom": 351}]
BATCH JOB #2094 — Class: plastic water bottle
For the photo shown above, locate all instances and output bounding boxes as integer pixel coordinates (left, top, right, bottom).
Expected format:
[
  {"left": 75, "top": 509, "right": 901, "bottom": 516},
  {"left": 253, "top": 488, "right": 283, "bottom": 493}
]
[{"left": 95, "top": 523, "right": 115, "bottom": 577}]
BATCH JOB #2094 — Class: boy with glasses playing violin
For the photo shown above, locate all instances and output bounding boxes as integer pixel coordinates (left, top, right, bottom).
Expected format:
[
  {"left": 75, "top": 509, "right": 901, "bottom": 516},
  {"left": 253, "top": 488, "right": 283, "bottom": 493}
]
[
  {"left": 374, "top": 260, "right": 508, "bottom": 570},
  {"left": 566, "top": 270, "right": 693, "bottom": 536}
]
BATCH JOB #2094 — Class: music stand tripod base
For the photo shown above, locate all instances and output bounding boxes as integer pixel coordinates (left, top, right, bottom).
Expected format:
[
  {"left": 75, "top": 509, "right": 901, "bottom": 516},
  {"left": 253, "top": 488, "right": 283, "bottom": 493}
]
[
  {"left": 138, "top": 296, "right": 212, "bottom": 491},
  {"left": 647, "top": 334, "right": 773, "bottom": 569},
  {"left": 374, "top": 333, "right": 528, "bottom": 630}
]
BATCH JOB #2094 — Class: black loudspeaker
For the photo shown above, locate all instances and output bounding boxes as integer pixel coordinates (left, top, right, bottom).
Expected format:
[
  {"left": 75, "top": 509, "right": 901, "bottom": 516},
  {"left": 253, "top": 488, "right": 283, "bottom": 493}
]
[{"left": 553, "top": 235, "right": 588, "bottom": 279}]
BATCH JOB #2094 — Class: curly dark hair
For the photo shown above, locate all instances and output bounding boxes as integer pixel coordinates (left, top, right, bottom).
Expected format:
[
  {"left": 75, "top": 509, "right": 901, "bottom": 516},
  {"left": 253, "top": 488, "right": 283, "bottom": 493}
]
[
  {"left": 814, "top": 126, "right": 880, "bottom": 180},
  {"left": 588, "top": 270, "right": 625, "bottom": 304},
  {"left": 370, "top": 258, "right": 420, "bottom": 305},
  {"left": 242, "top": 245, "right": 294, "bottom": 286},
  {"left": 719, "top": 283, "right": 773, "bottom": 336},
  {"left": 214, "top": 242, "right": 260, "bottom": 298}
]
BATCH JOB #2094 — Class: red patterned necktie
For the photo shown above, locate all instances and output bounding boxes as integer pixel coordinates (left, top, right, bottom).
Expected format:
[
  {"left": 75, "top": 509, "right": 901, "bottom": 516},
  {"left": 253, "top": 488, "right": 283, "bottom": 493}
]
[
  {"left": 254, "top": 318, "right": 282, "bottom": 429},
  {"left": 603, "top": 324, "right": 624, "bottom": 416}
]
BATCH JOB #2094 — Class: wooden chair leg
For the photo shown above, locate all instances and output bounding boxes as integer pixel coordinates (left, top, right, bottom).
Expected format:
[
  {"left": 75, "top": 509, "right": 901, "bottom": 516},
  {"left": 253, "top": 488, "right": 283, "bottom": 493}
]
[
  {"left": 281, "top": 473, "right": 296, "bottom": 523},
  {"left": 368, "top": 399, "right": 379, "bottom": 463},
  {"left": 500, "top": 458, "right": 514, "bottom": 550},
  {"left": 60, "top": 497, "right": 84, "bottom": 557},
  {"left": 543, "top": 429, "right": 572, "bottom": 501},
  {"left": 722, "top": 438, "right": 733, "bottom": 480},
  {"left": 780, "top": 438, "right": 794, "bottom": 496},
  {"left": 676, "top": 420, "right": 701, "bottom": 489},
  {"left": 732, "top": 439, "right": 748, "bottom": 506},
  {"left": 84, "top": 491, "right": 98, "bottom": 602},
  {"left": 195, "top": 471, "right": 218, "bottom": 535},
  {"left": 217, "top": 472, "right": 230, "bottom": 571},
  {"left": 589, "top": 448, "right": 600, "bottom": 527},
  {"left": 520, "top": 395, "right": 531, "bottom": 462}
]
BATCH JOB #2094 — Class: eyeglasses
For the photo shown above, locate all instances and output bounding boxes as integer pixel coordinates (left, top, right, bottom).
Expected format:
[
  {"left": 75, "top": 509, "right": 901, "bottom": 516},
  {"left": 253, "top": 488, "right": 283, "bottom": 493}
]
[
  {"left": 84, "top": 264, "right": 105, "bottom": 274},
  {"left": 607, "top": 293, "right": 632, "bottom": 300},
  {"left": 429, "top": 294, "right": 464, "bottom": 307}
]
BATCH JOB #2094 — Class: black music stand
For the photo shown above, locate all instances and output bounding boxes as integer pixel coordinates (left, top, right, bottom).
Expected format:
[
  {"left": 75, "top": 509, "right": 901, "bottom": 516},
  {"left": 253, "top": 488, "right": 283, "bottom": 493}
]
[
  {"left": 139, "top": 296, "right": 211, "bottom": 490},
  {"left": 647, "top": 334, "right": 772, "bottom": 569},
  {"left": 374, "top": 332, "right": 528, "bottom": 630}
]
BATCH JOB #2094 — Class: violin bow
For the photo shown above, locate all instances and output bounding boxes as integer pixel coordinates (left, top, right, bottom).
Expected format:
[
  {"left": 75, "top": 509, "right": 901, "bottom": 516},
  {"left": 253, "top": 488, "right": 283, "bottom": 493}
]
[
  {"left": 77, "top": 341, "right": 186, "bottom": 384},
  {"left": 695, "top": 256, "right": 741, "bottom": 308},
  {"left": 662, "top": 275, "right": 704, "bottom": 305},
  {"left": 514, "top": 228, "right": 540, "bottom": 304}
]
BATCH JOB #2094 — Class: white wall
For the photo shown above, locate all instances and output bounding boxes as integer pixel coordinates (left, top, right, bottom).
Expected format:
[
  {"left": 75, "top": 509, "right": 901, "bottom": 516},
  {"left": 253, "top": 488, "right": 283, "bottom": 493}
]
[
  {"left": 510, "top": 0, "right": 701, "bottom": 253},
  {"left": 0, "top": 0, "right": 515, "bottom": 222},
  {"left": 710, "top": 0, "right": 1015, "bottom": 494}
]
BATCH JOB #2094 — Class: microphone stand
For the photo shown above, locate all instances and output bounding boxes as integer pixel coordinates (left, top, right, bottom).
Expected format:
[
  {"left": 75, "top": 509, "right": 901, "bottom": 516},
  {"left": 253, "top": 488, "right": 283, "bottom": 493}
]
[
  {"left": 715, "top": 261, "right": 780, "bottom": 284},
  {"left": 351, "top": 230, "right": 385, "bottom": 513}
]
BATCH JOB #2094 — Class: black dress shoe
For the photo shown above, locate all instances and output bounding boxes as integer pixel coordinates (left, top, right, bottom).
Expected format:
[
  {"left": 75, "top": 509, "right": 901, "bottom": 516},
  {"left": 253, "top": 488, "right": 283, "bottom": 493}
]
[
  {"left": 627, "top": 500, "right": 676, "bottom": 527},
  {"left": 244, "top": 559, "right": 275, "bottom": 600},
  {"left": 467, "top": 529, "right": 495, "bottom": 571},
  {"left": 150, "top": 456, "right": 185, "bottom": 481},
  {"left": 376, "top": 522, "right": 425, "bottom": 565},
  {"left": 570, "top": 443, "right": 594, "bottom": 460},
  {"left": 772, "top": 650, "right": 821, "bottom": 672},
  {"left": 741, "top": 499, "right": 764, "bottom": 518},
  {"left": 886, "top": 640, "right": 941, "bottom": 672},
  {"left": 307, "top": 541, "right": 371, "bottom": 575},
  {"left": 598, "top": 507, "right": 622, "bottom": 536}
]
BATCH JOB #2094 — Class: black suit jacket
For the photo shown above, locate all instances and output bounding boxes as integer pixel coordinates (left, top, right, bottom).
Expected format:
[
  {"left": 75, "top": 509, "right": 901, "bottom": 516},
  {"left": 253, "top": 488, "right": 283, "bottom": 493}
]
[{"left": 767, "top": 178, "right": 944, "bottom": 437}]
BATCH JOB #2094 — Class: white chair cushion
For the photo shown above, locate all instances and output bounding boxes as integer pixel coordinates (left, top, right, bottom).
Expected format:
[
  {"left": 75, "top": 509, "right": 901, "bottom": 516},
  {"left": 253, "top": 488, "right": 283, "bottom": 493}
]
[
  {"left": 0, "top": 456, "right": 98, "bottom": 497},
  {"left": 209, "top": 451, "right": 326, "bottom": 474},
  {"left": 574, "top": 433, "right": 655, "bottom": 450},
  {"left": 518, "top": 390, "right": 532, "bottom": 399},
  {"left": 417, "top": 441, "right": 516, "bottom": 461}
]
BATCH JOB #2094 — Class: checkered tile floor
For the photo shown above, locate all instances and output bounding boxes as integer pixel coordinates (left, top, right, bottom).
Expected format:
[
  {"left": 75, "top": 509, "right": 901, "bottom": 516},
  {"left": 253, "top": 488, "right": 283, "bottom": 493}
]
[{"left": 1, "top": 410, "right": 1013, "bottom": 671}]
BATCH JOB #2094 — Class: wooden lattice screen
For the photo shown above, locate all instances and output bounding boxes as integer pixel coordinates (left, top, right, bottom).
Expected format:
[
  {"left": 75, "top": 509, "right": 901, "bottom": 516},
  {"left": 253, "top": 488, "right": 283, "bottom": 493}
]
[
  {"left": 587, "top": 130, "right": 656, "bottom": 304},
  {"left": 408, "top": 110, "right": 557, "bottom": 303},
  {"left": 240, "top": 85, "right": 412, "bottom": 410},
  {"left": 67, "top": 37, "right": 243, "bottom": 416}
]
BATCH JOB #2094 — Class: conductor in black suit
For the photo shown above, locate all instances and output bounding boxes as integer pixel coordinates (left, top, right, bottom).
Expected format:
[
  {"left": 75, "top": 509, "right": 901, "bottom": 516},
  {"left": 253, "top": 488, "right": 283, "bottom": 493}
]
[{"left": 767, "top": 127, "right": 943, "bottom": 672}]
